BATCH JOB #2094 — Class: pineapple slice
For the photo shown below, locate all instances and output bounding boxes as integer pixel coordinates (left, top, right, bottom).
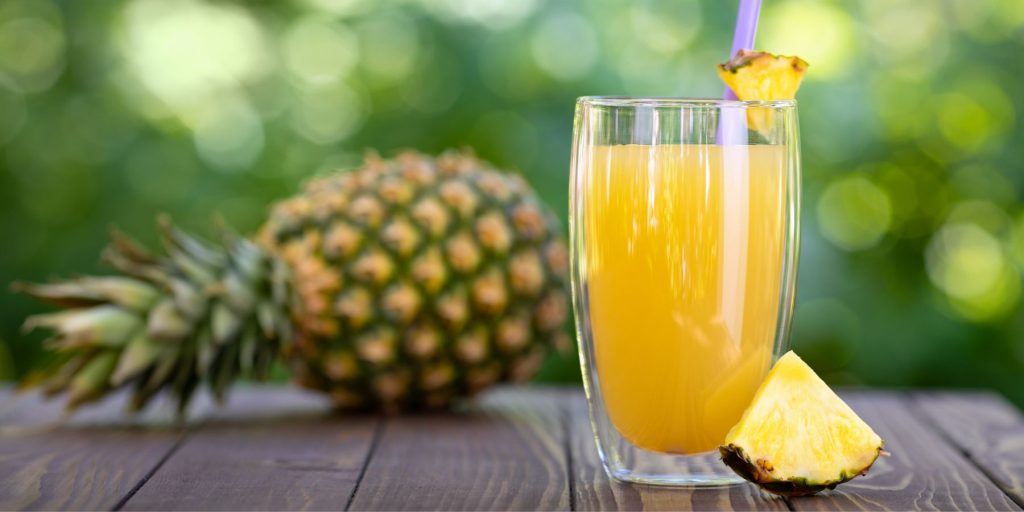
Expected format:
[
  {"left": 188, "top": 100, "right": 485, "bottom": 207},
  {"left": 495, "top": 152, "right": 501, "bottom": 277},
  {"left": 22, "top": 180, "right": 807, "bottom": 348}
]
[
  {"left": 717, "top": 50, "right": 809, "bottom": 135},
  {"left": 719, "top": 351, "right": 884, "bottom": 497},
  {"left": 717, "top": 50, "right": 808, "bottom": 101}
]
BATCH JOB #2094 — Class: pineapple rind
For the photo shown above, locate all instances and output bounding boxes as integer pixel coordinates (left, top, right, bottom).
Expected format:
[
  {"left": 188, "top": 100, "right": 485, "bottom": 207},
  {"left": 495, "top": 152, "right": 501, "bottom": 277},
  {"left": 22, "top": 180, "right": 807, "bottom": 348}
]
[
  {"left": 253, "top": 149, "right": 571, "bottom": 411},
  {"left": 719, "top": 351, "right": 884, "bottom": 496},
  {"left": 720, "top": 442, "right": 882, "bottom": 497}
]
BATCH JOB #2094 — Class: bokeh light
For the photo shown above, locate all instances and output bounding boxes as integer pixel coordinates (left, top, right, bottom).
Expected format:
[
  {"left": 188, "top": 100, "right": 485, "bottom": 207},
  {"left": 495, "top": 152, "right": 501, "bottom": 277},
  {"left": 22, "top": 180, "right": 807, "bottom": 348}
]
[
  {"left": 356, "top": 12, "right": 420, "bottom": 84},
  {"left": 629, "top": 1, "right": 702, "bottom": 56},
  {"left": 302, "top": 0, "right": 367, "bottom": 17},
  {"left": 760, "top": 0, "right": 855, "bottom": 80},
  {"left": 192, "top": 96, "right": 265, "bottom": 171},
  {"left": 817, "top": 174, "right": 892, "bottom": 251},
  {"left": 530, "top": 11, "right": 599, "bottom": 82},
  {"left": 926, "top": 222, "right": 1020, "bottom": 322},
  {"left": 422, "top": 0, "right": 538, "bottom": 29},
  {"left": 936, "top": 78, "right": 1015, "bottom": 154},
  {"left": 0, "top": 0, "right": 66, "bottom": 92},
  {"left": 0, "top": 79, "right": 26, "bottom": 143},
  {"left": 291, "top": 82, "right": 365, "bottom": 144},
  {"left": 863, "top": 0, "right": 948, "bottom": 80},
  {"left": 119, "top": 0, "right": 269, "bottom": 116},
  {"left": 283, "top": 17, "right": 359, "bottom": 86}
]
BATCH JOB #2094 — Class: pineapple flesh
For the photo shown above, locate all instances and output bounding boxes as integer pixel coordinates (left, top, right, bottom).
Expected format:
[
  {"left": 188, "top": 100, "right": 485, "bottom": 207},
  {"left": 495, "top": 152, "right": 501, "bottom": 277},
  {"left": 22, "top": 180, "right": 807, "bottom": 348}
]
[
  {"left": 717, "top": 49, "right": 808, "bottom": 101},
  {"left": 717, "top": 49, "right": 809, "bottom": 136},
  {"left": 719, "top": 351, "right": 884, "bottom": 497}
]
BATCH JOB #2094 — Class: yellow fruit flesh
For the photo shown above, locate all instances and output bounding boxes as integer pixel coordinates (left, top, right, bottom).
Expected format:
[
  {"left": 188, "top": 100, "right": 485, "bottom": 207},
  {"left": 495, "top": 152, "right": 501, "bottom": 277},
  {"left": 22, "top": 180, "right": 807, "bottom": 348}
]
[
  {"left": 717, "top": 50, "right": 808, "bottom": 101},
  {"left": 722, "top": 351, "right": 883, "bottom": 488},
  {"left": 717, "top": 50, "right": 809, "bottom": 135}
]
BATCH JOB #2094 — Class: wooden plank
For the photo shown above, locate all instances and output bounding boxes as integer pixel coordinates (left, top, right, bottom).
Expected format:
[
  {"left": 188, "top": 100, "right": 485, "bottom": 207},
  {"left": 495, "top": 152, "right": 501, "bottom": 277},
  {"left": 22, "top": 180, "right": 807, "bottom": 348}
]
[
  {"left": 347, "top": 387, "right": 570, "bottom": 511},
  {"left": 0, "top": 390, "right": 190, "bottom": 511},
  {"left": 120, "top": 385, "right": 378, "bottom": 511},
  {"left": 912, "top": 391, "right": 1024, "bottom": 507},
  {"left": 565, "top": 391, "right": 788, "bottom": 511},
  {"left": 789, "top": 392, "right": 1020, "bottom": 511}
]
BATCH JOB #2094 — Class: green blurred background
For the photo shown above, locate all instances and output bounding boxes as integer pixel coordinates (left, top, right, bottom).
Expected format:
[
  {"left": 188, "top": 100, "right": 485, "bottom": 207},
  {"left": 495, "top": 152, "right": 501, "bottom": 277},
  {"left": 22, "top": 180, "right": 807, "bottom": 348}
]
[{"left": 1, "top": 0, "right": 1023, "bottom": 404}]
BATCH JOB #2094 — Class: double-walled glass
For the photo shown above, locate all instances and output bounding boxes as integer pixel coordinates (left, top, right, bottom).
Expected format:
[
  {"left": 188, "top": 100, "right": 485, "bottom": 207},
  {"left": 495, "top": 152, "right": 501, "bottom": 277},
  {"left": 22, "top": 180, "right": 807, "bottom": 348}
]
[{"left": 570, "top": 98, "right": 801, "bottom": 486}]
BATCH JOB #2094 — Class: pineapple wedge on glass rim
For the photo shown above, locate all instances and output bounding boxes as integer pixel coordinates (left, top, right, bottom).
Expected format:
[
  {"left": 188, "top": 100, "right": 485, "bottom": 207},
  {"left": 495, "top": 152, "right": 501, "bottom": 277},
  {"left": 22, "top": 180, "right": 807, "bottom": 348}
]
[
  {"left": 719, "top": 352, "right": 885, "bottom": 497},
  {"left": 717, "top": 49, "right": 809, "bottom": 101},
  {"left": 717, "top": 49, "right": 809, "bottom": 134}
]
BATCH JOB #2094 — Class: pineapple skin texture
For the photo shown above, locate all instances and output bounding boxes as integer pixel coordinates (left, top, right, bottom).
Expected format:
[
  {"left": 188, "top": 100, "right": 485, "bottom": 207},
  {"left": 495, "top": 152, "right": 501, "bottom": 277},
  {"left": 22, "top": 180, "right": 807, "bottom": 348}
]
[
  {"left": 719, "top": 352, "right": 884, "bottom": 497},
  {"left": 258, "top": 150, "right": 570, "bottom": 411}
]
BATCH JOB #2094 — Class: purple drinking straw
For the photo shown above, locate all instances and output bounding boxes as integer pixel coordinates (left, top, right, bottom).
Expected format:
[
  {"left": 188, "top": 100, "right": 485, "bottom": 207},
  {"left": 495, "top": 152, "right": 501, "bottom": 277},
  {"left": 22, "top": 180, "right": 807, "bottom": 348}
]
[
  {"left": 719, "top": 0, "right": 762, "bottom": 144},
  {"left": 724, "top": 0, "right": 762, "bottom": 100}
]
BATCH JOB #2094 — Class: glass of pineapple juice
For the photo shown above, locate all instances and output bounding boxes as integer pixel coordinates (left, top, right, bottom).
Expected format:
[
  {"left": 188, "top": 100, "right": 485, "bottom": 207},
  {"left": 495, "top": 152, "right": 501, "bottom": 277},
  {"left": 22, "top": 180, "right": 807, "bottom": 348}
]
[{"left": 570, "top": 97, "right": 800, "bottom": 486}]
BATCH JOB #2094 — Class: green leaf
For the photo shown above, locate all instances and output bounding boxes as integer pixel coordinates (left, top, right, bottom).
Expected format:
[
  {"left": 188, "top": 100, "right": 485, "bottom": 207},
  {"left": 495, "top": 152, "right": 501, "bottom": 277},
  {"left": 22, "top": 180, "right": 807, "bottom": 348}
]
[
  {"left": 111, "top": 333, "right": 165, "bottom": 386},
  {"left": 147, "top": 299, "right": 192, "bottom": 341},
  {"left": 211, "top": 302, "right": 241, "bottom": 345},
  {"left": 222, "top": 271, "right": 256, "bottom": 313},
  {"left": 159, "top": 216, "right": 226, "bottom": 269},
  {"left": 67, "top": 351, "right": 119, "bottom": 409},
  {"left": 195, "top": 331, "right": 215, "bottom": 377},
  {"left": 143, "top": 346, "right": 180, "bottom": 393},
  {"left": 84, "top": 277, "right": 160, "bottom": 312},
  {"left": 39, "top": 353, "right": 92, "bottom": 396},
  {"left": 211, "top": 339, "right": 240, "bottom": 404},
  {"left": 24, "top": 306, "right": 141, "bottom": 349},
  {"left": 239, "top": 326, "right": 257, "bottom": 375},
  {"left": 256, "top": 303, "right": 277, "bottom": 338},
  {"left": 167, "top": 277, "right": 206, "bottom": 320}
]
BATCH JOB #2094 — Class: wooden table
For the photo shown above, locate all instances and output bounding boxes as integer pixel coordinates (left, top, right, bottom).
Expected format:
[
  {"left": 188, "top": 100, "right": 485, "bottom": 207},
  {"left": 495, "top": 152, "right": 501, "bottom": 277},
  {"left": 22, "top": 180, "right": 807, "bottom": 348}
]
[{"left": 1, "top": 386, "right": 1022, "bottom": 511}]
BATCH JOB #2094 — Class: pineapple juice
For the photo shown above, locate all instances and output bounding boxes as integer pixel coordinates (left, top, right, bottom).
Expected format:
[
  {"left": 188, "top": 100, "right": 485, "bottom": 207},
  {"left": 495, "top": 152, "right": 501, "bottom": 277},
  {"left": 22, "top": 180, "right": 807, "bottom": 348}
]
[{"left": 583, "top": 143, "right": 788, "bottom": 454}]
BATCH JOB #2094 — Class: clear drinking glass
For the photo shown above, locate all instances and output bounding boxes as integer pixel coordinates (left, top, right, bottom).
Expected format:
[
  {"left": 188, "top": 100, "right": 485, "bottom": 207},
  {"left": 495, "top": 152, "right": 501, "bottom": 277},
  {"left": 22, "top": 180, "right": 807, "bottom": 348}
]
[{"left": 570, "top": 97, "right": 801, "bottom": 486}]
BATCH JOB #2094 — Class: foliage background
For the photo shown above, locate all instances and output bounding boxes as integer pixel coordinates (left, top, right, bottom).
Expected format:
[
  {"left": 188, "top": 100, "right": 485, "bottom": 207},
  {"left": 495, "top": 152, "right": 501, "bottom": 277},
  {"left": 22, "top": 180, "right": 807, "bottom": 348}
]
[{"left": 1, "top": 0, "right": 1022, "bottom": 404}]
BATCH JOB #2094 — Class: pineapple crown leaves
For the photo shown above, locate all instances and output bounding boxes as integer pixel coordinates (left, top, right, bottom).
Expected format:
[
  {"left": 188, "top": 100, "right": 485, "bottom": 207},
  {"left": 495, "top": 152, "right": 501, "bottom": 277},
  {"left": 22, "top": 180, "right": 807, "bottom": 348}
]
[{"left": 14, "top": 216, "right": 292, "bottom": 415}]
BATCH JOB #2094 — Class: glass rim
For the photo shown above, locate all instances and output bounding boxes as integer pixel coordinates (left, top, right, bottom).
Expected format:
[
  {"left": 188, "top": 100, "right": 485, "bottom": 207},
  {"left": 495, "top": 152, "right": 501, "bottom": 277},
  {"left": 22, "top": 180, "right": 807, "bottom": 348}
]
[{"left": 577, "top": 96, "right": 796, "bottom": 109}]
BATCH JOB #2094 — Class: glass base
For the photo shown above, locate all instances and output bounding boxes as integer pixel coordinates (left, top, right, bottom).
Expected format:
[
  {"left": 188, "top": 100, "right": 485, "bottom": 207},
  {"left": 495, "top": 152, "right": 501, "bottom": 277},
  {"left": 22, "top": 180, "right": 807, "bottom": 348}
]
[
  {"left": 608, "top": 468, "right": 745, "bottom": 487},
  {"left": 597, "top": 443, "right": 746, "bottom": 488}
]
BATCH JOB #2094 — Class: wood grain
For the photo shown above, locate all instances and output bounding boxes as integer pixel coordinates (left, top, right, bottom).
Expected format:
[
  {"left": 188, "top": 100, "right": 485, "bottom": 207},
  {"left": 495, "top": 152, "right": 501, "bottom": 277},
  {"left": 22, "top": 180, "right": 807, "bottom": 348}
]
[
  {"left": 565, "top": 391, "right": 788, "bottom": 511},
  {"left": 347, "top": 387, "right": 570, "bottom": 511},
  {"left": 912, "top": 391, "right": 1024, "bottom": 507},
  {"left": 119, "top": 386, "right": 378, "bottom": 511},
  {"left": 789, "top": 392, "right": 1020, "bottom": 511},
  {"left": 3, "top": 386, "right": 1021, "bottom": 511},
  {"left": 0, "top": 390, "right": 191, "bottom": 511}
]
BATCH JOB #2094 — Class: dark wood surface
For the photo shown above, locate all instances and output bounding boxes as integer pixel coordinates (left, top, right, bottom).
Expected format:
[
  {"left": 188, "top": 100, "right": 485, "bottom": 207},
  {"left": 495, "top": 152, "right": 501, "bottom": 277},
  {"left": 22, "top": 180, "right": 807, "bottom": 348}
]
[
  {"left": 912, "top": 391, "right": 1024, "bottom": 508},
  {"left": 1, "top": 386, "right": 1021, "bottom": 511}
]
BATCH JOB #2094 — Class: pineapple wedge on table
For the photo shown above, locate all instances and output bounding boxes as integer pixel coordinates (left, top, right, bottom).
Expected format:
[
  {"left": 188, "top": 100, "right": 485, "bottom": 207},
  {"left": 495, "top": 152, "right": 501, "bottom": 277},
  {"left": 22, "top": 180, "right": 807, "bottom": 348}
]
[
  {"left": 17, "top": 150, "right": 570, "bottom": 414},
  {"left": 715, "top": 51, "right": 884, "bottom": 496},
  {"left": 719, "top": 352, "right": 885, "bottom": 497}
]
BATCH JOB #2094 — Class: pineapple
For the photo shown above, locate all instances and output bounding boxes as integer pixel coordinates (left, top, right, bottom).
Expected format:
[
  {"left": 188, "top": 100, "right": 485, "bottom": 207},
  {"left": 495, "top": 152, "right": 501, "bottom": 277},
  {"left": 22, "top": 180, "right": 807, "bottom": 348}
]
[
  {"left": 16, "top": 150, "right": 570, "bottom": 414},
  {"left": 717, "top": 49, "right": 808, "bottom": 101},
  {"left": 719, "top": 352, "right": 885, "bottom": 497},
  {"left": 717, "top": 49, "right": 809, "bottom": 135}
]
